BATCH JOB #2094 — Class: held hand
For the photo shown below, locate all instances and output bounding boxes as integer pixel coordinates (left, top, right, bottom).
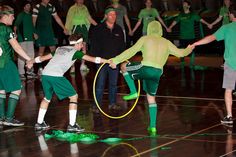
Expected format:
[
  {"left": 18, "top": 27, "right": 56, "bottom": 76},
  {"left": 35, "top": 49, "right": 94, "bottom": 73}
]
[
  {"left": 166, "top": 27, "right": 171, "bottom": 33},
  {"left": 33, "top": 33, "right": 38, "bottom": 40},
  {"left": 208, "top": 24, "right": 213, "bottom": 29},
  {"left": 128, "top": 30, "right": 133, "bottom": 36},
  {"left": 26, "top": 59, "right": 34, "bottom": 69},
  {"left": 187, "top": 44, "right": 195, "bottom": 51},
  {"left": 64, "top": 29, "right": 69, "bottom": 35},
  {"left": 109, "top": 60, "right": 117, "bottom": 69}
]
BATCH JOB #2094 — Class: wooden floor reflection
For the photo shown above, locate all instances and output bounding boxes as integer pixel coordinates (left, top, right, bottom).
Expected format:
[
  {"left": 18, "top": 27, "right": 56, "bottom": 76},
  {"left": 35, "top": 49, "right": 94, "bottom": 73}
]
[{"left": 1, "top": 59, "right": 236, "bottom": 157}]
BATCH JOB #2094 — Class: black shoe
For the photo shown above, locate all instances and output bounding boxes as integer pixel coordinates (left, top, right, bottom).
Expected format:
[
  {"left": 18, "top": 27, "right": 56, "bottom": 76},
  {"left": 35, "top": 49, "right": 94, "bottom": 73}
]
[
  {"left": 0, "top": 117, "right": 4, "bottom": 125},
  {"left": 27, "top": 72, "right": 38, "bottom": 79},
  {"left": 91, "top": 106, "right": 99, "bottom": 113},
  {"left": 3, "top": 118, "right": 24, "bottom": 126},
  {"left": 20, "top": 74, "right": 26, "bottom": 80},
  {"left": 35, "top": 121, "right": 50, "bottom": 130},
  {"left": 108, "top": 104, "right": 121, "bottom": 110},
  {"left": 221, "top": 116, "right": 233, "bottom": 124},
  {"left": 67, "top": 123, "right": 85, "bottom": 132}
]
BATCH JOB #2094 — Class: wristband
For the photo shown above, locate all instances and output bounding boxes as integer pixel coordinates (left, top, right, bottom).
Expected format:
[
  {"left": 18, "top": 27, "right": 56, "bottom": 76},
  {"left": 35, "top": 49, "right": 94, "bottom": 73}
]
[
  {"left": 35, "top": 56, "right": 41, "bottom": 63},
  {"left": 95, "top": 57, "right": 101, "bottom": 64}
]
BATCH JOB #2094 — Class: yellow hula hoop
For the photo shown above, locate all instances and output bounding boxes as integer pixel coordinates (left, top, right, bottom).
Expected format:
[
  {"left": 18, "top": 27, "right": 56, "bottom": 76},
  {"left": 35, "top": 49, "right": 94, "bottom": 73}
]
[
  {"left": 101, "top": 143, "right": 140, "bottom": 157},
  {"left": 93, "top": 62, "right": 140, "bottom": 119}
]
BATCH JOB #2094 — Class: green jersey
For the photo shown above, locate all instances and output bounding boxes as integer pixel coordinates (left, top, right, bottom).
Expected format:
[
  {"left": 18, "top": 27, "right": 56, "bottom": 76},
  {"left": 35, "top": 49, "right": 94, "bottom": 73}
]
[
  {"left": 14, "top": 11, "right": 35, "bottom": 42},
  {"left": 0, "top": 23, "right": 16, "bottom": 68},
  {"left": 219, "top": 6, "right": 230, "bottom": 25},
  {"left": 33, "top": 3, "right": 56, "bottom": 31},
  {"left": 138, "top": 8, "right": 159, "bottom": 34},
  {"left": 214, "top": 22, "right": 236, "bottom": 70},
  {"left": 175, "top": 12, "right": 201, "bottom": 39}
]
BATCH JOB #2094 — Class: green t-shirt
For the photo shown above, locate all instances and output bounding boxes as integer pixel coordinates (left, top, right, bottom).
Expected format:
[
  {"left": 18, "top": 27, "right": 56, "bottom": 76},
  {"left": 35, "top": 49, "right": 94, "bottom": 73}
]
[
  {"left": 138, "top": 8, "right": 159, "bottom": 34},
  {"left": 33, "top": 3, "right": 56, "bottom": 30},
  {"left": 175, "top": 12, "right": 201, "bottom": 39},
  {"left": 219, "top": 6, "right": 230, "bottom": 25},
  {"left": 214, "top": 22, "right": 236, "bottom": 70},
  {"left": 14, "top": 11, "right": 35, "bottom": 42},
  {"left": 0, "top": 23, "right": 16, "bottom": 68}
]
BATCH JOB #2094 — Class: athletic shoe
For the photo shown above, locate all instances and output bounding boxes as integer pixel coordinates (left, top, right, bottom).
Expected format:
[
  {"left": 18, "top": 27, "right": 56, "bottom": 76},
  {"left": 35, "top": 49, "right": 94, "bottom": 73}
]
[
  {"left": 108, "top": 104, "right": 121, "bottom": 110},
  {"left": 35, "top": 121, "right": 50, "bottom": 130},
  {"left": 80, "top": 64, "right": 89, "bottom": 71},
  {"left": 20, "top": 74, "right": 26, "bottom": 80},
  {"left": 122, "top": 93, "right": 138, "bottom": 101},
  {"left": 148, "top": 127, "right": 157, "bottom": 136},
  {"left": 27, "top": 72, "right": 38, "bottom": 79},
  {"left": 3, "top": 118, "right": 24, "bottom": 127},
  {"left": 221, "top": 116, "right": 233, "bottom": 124},
  {"left": 38, "top": 68, "right": 43, "bottom": 76},
  {"left": 0, "top": 117, "right": 4, "bottom": 125},
  {"left": 67, "top": 123, "right": 85, "bottom": 132}
]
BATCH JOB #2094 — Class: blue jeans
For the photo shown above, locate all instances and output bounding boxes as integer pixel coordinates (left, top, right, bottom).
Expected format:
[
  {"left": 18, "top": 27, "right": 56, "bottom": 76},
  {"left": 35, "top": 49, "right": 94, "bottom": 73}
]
[{"left": 95, "top": 64, "right": 119, "bottom": 106}]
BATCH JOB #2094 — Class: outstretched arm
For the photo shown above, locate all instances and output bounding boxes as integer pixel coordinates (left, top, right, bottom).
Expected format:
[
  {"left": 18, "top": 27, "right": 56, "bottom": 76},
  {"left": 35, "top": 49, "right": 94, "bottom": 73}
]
[
  {"left": 82, "top": 55, "right": 109, "bottom": 64},
  {"left": 193, "top": 35, "right": 216, "bottom": 46},
  {"left": 33, "top": 53, "right": 53, "bottom": 63}
]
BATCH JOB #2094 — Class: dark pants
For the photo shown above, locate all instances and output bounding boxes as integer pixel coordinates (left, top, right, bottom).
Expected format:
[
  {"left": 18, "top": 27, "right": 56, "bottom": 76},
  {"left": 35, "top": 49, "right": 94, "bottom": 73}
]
[{"left": 95, "top": 64, "right": 119, "bottom": 106}]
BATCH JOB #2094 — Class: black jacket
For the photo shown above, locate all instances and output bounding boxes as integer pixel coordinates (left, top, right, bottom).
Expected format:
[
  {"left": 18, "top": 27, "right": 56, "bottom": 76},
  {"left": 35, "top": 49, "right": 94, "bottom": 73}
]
[{"left": 89, "top": 22, "right": 125, "bottom": 59}]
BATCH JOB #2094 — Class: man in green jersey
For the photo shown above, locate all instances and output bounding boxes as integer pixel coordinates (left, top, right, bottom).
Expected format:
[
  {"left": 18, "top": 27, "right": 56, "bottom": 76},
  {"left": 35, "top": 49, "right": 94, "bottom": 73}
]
[
  {"left": 0, "top": 5, "right": 33, "bottom": 127},
  {"left": 109, "top": 21, "right": 193, "bottom": 135},
  {"left": 14, "top": 1, "right": 38, "bottom": 80}
]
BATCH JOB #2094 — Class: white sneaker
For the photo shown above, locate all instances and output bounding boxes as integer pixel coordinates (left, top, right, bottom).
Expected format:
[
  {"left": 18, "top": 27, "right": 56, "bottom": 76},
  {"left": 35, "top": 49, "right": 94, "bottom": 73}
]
[{"left": 80, "top": 64, "right": 89, "bottom": 71}]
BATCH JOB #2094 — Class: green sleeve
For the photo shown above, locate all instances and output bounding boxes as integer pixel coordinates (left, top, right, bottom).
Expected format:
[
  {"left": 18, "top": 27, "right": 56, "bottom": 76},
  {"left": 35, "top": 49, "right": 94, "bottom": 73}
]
[
  {"left": 72, "top": 51, "right": 85, "bottom": 61},
  {"left": 112, "top": 37, "right": 145, "bottom": 65},
  {"left": 193, "top": 13, "right": 201, "bottom": 22},
  {"left": 138, "top": 9, "right": 144, "bottom": 20},
  {"left": 214, "top": 25, "right": 225, "bottom": 41},
  {"left": 219, "top": 7, "right": 225, "bottom": 16},
  {"left": 153, "top": 8, "right": 159, "bottom": 17},
  {"left": 14, "top": 13, "right": 23, "bottom": 27},
  {"left": 174, "top": 14, "right": 181, "bottom": 23}
]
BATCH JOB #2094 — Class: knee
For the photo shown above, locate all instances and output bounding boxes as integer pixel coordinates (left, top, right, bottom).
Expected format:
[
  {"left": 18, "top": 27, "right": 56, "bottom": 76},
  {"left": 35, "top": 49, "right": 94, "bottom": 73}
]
[
  {"left": 69, "top": 94, "right": 78, "bottom": 102},
  {"left": 11, "top": 90, "right": 21, "bottom": 96}
]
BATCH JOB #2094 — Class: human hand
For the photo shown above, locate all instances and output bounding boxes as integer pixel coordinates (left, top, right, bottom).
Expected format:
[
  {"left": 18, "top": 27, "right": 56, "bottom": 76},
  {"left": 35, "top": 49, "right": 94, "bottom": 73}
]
[
  {"left": 33, "top": 33, "right": 38, "bottom": 40},
  {"left": 109, "top": 59, "right": 117, "bottom": 69}
]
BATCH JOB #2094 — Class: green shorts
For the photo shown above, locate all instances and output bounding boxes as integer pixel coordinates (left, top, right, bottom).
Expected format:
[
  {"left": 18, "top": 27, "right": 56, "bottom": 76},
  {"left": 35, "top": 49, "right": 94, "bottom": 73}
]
[
  {"left": 41, "top": 75, "right": 77, "bottom": 100},
  {"left": 72, "top": 25, "right": 88, "bottom": 43},
  {"left": 36, "top": 27, "right": 57, "bottom": 47},
  {"left": 126, "top": 62, "right": 163, "bottom": 96},
  {"left": 0, "top": 60, "right": 22, "bottom": 92}
]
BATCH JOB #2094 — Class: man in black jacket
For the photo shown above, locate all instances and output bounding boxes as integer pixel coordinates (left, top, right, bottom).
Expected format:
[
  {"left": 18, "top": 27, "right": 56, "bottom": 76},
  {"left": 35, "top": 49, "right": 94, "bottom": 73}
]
[{"left": 90, "top": 7, "right": 125, "bottom": 111}]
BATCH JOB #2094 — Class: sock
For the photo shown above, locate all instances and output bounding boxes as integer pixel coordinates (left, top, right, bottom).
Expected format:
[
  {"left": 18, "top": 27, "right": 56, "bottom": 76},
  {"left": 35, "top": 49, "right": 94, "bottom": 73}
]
[
  {"left": 0, "top": 93, "right": 6, "bottom": 118},
  {"left": 123, "top": 72, "right": 137, "bottom": 94},
  {"left": 227, "top": 114, "right": 232, "bottom": 118},
  {"left": 6, "top": 93, "right": 19, "bottom": 119},
  {"left": 37, "top": 108, "right": 47, "bottom": 124},
  {"left": 149, "top": 103, "right": 157, "bottom": 128},
  {"left": 69, "top": 110, "right": 77, "bottom": 126},
  {"left": 190, "top": 52, "right": 195, "bottom": 66}
]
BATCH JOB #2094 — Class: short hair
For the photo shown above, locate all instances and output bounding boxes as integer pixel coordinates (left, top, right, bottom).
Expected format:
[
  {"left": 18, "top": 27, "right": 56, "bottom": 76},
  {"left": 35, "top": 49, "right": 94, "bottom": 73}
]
[
  {"left": 104, "top": 6, "right": 116, "bottom": 14},
  {"left": 68, "top": 33, "right": 83, "bottom": 44},
  {"left": 183, "top": 0, "right": 191, "bottom": 6},
  {"left": 0, "top": 5, "right": 14, "bottom": 19},
  {"left": 229, "top": 5, "right": 236, "bottom": 17}
]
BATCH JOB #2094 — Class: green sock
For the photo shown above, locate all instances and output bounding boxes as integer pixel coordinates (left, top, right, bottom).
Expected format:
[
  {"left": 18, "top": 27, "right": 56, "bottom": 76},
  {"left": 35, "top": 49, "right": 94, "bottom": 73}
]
[
  {"left": 6, "top": 93, "right": 19, "bottom": 119},
  {"left": 0, "top": 93, "right": 6, "bottom": 118},
  {"left": 149, "top": 103, "right": 157, "bottom": 128},
  {"left": 190, "top": 52, "right": 195, "bottom": 66},
  {"left": 123, "top": 72, "right": 137, "bottom": 94}
]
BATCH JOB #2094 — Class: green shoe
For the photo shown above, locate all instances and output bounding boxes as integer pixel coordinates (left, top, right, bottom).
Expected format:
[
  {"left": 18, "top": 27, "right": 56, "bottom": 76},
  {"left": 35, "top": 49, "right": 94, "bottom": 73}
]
[
  {"left": 122, "top": 93, "right": 138, "bottom": 101},
  {"left": 147, "top": 127, "right": 157, "bottom": 136}
]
